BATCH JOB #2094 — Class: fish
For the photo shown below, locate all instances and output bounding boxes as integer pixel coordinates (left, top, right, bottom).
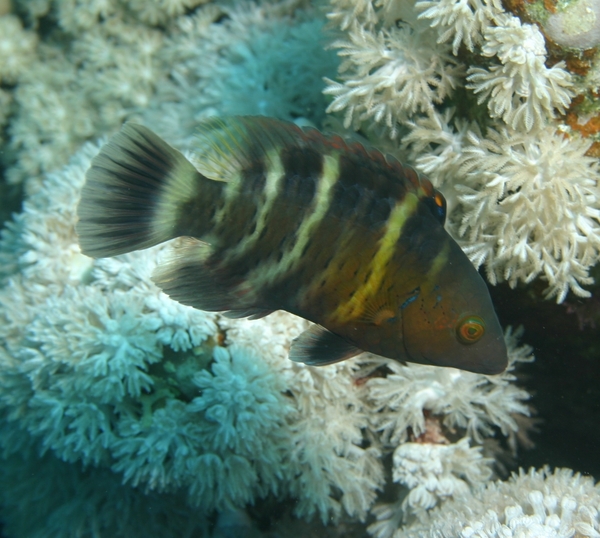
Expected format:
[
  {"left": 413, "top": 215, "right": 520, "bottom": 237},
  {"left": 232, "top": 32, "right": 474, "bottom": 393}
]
[{"left": 76, "top": 116, "right": 508, "bottom": 374}]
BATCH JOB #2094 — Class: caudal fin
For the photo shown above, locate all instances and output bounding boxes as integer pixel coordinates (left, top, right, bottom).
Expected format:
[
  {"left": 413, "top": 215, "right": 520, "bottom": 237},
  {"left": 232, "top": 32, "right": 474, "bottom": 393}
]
[{"left": 76, "top": 123, "right": 201, "bottom": 258}]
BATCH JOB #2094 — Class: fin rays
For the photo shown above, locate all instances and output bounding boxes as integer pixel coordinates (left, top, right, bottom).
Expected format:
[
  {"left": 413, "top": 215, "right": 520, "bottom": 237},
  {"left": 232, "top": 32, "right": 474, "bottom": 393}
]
[{"left": 77, "top": 123, "right": 201, "bottom": 258}]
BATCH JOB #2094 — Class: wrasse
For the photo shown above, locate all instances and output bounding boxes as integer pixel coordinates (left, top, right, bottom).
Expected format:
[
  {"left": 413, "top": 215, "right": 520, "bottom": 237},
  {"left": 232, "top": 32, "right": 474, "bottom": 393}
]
[{"left": 76, "top": 116, "right": 507, "bottom": 374}]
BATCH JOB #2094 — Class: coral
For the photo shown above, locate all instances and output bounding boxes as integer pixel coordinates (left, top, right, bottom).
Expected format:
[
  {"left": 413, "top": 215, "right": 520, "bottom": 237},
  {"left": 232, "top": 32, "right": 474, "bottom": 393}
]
[
  {"left": 4, "top": 8, "right": 167, "bottom": 190},
  {"left": 456, "top": 123, "right": 600, "bottom": 301},
  {"left": 362, "top": 327, "right": 534, "bottom": 536},
  {"left": 3, "top": 0, "right": 335, "bottom": 192},
  {"left": 127, "top": 0, "right": 210, "bottom": 26},
  {"left": 0, "top": 0, "right": 548, "bottom": 534},
  {"left": 207, "top": 17, "right": 337, "bottom": 121},
  {"left": 324, "top": 0, "right": 600, "bottom": 301},
  {"left": 0, "top": 14, "right": 37, "bottom": 84},
  {"left": 400, "top": 109, "right": 600, "bottom": 301},
  {"left": 401, "top": 467, "right": 600, "bottom": 537},
  {"left": 0, "top": 140, "right": 383, "bottom": 530},
  {"left": 392, "top": 438, "right": 492, "bottom": 512},
  {"left": 366, "top": 326, "right": 532, "bottom": 447},
  {"left": 324, "top": 16, "right": 464, "bottom": 137},
  {"left": 417, "top": 0, "right": 504, "bottom": 54},
  {"left": 0, "top": 441, "right": 210, "bottom": 538},
  {"left": 149, "top": 4, "right": 338, "bottom": 151},
  {"left": 369, "top": 438, "right": 492, "bottom": 538},
  {"left": 467, "top": 15, "right": 573, "bottom": 132}
]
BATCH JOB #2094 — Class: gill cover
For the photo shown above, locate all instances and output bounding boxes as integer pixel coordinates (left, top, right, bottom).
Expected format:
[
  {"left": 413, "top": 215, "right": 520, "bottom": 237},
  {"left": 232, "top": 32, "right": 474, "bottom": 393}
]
[{"left": 401, "top": 237, "right": 507, "bottom": 375}]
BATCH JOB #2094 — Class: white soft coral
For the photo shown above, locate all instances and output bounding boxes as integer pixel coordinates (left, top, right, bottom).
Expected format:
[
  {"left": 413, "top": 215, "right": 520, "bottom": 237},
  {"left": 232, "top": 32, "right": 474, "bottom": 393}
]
[
  {"left": 416, "top": 0, "right": 505, "bottom": 54},
  {"left": 324, "top": 19, "right": 464, "bottom": 137},
  {"left": 467, "top": 15, "right": 573, "bottom": 131},
  {"left": 0, "top": 141, "right": 384, "bottom": 523},
  {"left": 457, "top": 124, "right": 600, "bottom": 301},
  {"left": 365, "top": 327, "right": 532, "bottom": 446},
  {"left": 402, "top": 467, "right": 600, "bottom": 537}
]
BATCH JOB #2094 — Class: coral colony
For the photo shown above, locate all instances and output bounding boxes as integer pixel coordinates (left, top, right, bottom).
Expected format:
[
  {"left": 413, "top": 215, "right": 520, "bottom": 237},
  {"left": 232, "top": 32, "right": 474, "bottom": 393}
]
[
  {"left": 0, "top": 0, "right": 598, "bottom": 537},
  {"left": 325, "top": 0, "right": 600, "bottom": 303}
]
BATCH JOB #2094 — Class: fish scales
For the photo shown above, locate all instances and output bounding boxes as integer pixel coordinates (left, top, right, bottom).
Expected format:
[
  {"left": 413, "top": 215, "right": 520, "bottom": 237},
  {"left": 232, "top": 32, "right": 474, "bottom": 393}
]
[{"left": 77, "top": 116, "right": 508, "bottom": 374}]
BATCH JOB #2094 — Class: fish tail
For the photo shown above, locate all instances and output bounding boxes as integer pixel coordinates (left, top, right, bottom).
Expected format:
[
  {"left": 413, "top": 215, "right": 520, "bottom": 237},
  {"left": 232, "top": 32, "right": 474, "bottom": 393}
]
[{"left": 77, "top": 123, "right": 211, "bottom": 258}]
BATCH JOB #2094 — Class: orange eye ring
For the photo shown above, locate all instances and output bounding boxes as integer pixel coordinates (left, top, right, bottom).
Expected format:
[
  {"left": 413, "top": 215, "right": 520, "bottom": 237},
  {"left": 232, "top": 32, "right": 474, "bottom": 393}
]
[{"left": 456, "top": 316, "right": 485, "bottom": 344}]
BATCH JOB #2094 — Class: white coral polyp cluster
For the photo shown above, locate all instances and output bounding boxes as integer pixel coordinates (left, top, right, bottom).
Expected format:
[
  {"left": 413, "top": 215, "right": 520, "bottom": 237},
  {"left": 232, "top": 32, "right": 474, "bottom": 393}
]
[
  {"left": 0, "top": 14, "right": 37, "bottom": 84},
  {"left": 467, "top": 16, "right": 573, "bottom": 132},
  {"left": 392, "top": 439, "right": 492, "bottom": 511},
  {"left": 401, "top": 109, "right": 600, "bottom": 301},
  {"left": 325, "top": 0, "right": 600, "bottom": 301},
  {"left": 324, "top": 19, "right": 463, "bottom": 137},
  {"left": 366, "top": 326, "right": 532, "bottom": 446},
  {"left": 417, "top": 0, "right": 504, "bottom": 54},
  {"left": 368, "top": 439, "right": 493, "bottom": 538},
  {"left": 458, "top": 125, "right": 600, "bottom": 301},
  {"left": 403, "top": 467, "right": 600, "bottom": 537},
  {"left": 0, "top": 137, "right": 536, "bottom": 536},
  {"left": 362, "top": 327, "right": 534, "bottom": 534}
]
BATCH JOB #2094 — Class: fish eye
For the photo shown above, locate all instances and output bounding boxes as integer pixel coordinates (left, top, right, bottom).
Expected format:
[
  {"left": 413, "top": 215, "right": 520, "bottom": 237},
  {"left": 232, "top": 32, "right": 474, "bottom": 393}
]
[{"left": 456, "top": 316, "right": 485, "bottom": 344}]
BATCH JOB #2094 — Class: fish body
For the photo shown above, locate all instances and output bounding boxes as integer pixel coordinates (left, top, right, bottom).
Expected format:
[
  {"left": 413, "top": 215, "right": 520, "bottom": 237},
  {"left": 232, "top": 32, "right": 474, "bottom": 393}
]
[{"left": 77, "top": 116, "right": 507, "bottom": 374}]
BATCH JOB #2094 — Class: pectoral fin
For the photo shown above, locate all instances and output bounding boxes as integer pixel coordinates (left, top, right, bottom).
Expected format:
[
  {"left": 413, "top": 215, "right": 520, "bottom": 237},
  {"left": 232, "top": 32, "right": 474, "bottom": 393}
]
[{"left": 290, "top": 325, "right": 362, "bottom": 366}]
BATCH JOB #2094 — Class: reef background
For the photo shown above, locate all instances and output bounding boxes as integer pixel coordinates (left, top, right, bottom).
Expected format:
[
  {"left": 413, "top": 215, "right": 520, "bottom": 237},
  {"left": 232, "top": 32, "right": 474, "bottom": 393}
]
[{"left": 1, "top": 0, "right": 600, "bottom": 536}]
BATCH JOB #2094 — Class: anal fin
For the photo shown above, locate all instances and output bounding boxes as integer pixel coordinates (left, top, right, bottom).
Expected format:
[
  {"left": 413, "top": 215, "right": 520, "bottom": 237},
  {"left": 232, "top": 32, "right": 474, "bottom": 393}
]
[{"left": 290, "top": 326, "right": 362, "bottom": 366}]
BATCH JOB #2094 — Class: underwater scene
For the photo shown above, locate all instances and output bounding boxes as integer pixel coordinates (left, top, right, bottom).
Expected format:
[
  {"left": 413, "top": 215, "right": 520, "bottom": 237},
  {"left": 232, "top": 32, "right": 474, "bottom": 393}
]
[{"left": 0, "top": 0, "right": 600, "bottom": 536}]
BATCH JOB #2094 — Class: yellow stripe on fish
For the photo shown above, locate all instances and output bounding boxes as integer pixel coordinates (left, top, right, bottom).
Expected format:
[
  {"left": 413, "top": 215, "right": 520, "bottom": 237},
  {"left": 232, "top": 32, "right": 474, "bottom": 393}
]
[
  {"left": 331, "top": 193, "right": 420, "bottom": 324},
  {"left": 76, "top": 116, "right": 508, "bottom": 375}
]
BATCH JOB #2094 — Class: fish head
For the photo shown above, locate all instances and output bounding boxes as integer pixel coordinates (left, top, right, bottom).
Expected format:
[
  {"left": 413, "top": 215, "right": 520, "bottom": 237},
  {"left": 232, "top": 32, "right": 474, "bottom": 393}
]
[{"left": 400, "top": 239, "right": 508, "bottom": 375}]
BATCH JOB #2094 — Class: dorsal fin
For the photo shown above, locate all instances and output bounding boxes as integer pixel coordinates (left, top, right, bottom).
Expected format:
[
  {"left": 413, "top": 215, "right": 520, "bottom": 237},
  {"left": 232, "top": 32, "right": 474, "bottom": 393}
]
[
  {"left": 190, "top": 116, "right": 310, "bottom": 181},
  {"left": 189, "top": 116, "right": 408, "bottom": 191}
]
